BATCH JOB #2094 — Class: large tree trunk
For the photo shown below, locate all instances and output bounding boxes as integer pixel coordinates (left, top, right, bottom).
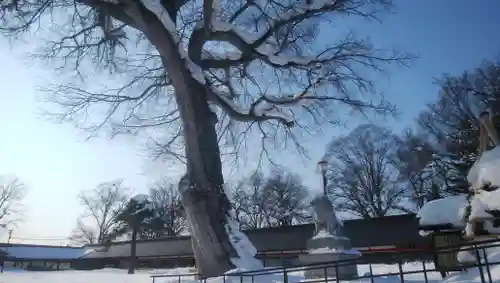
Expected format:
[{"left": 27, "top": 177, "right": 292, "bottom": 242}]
[
  {"left": 175, "top": 80, "right": 238, "bottom": 276},
  {"left": 123, "top": 5, "right": 261, "bottom": 276}
]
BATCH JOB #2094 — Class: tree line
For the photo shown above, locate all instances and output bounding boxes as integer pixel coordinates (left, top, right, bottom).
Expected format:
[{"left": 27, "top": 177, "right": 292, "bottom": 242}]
[
  {"left": 324, "top": 58, "right": 500, "bottom": 218},
  {"left": 69, "top": 168, "right": 311, "bottom": 246}
]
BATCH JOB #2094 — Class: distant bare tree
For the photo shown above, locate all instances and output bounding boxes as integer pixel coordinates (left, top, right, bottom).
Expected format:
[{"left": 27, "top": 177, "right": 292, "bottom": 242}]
[
  {"left": 0, "top": 177, "right": 26, "bottom": 228},
  {"left": 324, "top": 124, "right": 409, "bottom": 218},
  {"left": 242, "top": 172, "right": 271, "bottom": 229},
  {"left": 263, "top": 169, "right": 309, "bottom": 226},
  {"left": 69, "top": 180, "right": 129, "bottom": 245},
  {"left": 69, "top": 218, "right": 98, "bottom": 245},
  {"left": 230, "top": 180, "right": 249, "bottom": 228},
  {"left": 231, "top": 172, "right": 271, "bottom": 229},
  {"left": 145, "top": 180, "right": 187, "bottom": 238},
  {"left": 394, "top": 130, "right": 441, "bottom": 209},
  {"left": 0, "top": 0, "right": 412, "bottom": 275},
  {"left": 232, "top": 170, "right": 308, "bottom": 228}
]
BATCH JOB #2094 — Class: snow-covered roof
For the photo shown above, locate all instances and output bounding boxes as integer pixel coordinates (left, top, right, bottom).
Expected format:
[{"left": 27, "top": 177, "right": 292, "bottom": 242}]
[
  {"left": 417, "top": 195, "right": 468, "bottom": 229},
  {"left": 0, "top": 244, "right": 90, "bottom": 260}
]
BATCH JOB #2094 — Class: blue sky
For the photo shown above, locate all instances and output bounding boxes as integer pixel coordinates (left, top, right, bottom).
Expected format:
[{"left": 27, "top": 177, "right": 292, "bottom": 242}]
[{"left": 0, "top": 0, "right": 499, "bottom": 244}]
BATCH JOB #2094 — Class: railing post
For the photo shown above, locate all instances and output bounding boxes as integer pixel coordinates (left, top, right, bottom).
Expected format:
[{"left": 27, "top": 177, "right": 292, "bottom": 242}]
[
  {"left": 369, "top": 264, "right": 374, "bottom": 283},
  {"left": 474, "top": 245, "right": 487, "bottom": 283},
  {"left": 422, "top": 260, "right": 428, "bottom": 283},
  {"left": 178, "top": 275, "right": 181, "bottom": 283},
  {"left": 482, "top": 248, "right": 492, "bottom": 283},
  {"left": 398, "top": 260, "right": 404, "bottom": 283},
  {"left": 152, "top": 277, "right": 155, "bottom": 283},
  {"left": 323, "top": 265, "right": 328, "bottom": 283},
  {"left": 283, "top": 268, "right": 289, "bottom": 283},
  {"left": 335, "top": 264, "right": 339, "bottom": 283}
]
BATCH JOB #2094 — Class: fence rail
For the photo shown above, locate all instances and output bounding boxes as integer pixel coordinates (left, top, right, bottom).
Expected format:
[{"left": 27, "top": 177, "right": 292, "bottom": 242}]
[{"left": 151, "top": 238, "right": 500, "bottom": 283}]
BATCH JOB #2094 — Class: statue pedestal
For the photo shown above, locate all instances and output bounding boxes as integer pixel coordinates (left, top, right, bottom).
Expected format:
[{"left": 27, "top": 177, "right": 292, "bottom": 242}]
[
  {"left": 300, "top": 195, "right": 360, "bottom": 280},
  {"left": 299, "top": 251, "right": 359, "bottom": 280}
]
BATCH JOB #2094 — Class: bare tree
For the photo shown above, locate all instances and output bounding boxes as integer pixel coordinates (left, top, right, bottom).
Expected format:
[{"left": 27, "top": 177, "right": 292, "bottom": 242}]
[
  {"left": 242, "top": 172, "right": 272, "bottom": 229},
  {"left": 394, "top": 130, "right": 440, "bottom": 209},
  {"left": 231, "top": 172, "right": 272, "bottom": 229},
  {"left": 263, "top": 169, "right": 309, "bottom": 226},
  {"left": 417, "top": 59, "right": 500, "bottom": 194},
  {"left": 0, "top": 177, "right": 26, "bottom": 228},
  {"left": 232, "top": 170, "right": 309, "bottom": 228},
  {"left": 69, "top": 218, "right": 98, "bottom": 245},
  {"left": 230, "top": 180, "right": 250, "bottom": 227},
  {"left": 0, "top": 0, "right": 411, "bottom": 275},
  {"left": 145, "top": 180, "right": 187, "bottom": 238},
  {"left": 69, "top": 180, "right": 129, "bottom": 245},
  {"left": 324, "top": 124, "right": 409, "bottom": 218}
]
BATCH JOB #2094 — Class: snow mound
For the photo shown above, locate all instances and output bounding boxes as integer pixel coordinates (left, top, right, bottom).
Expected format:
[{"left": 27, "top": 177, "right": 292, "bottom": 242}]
[
  {"left": 470, "top": 190, "right": 500, "bottom": 219},
  {"left": 312, "top": 230, "right": 336, "bottom": 239},
  {"left": 225, "top": 211, "right": 263, "bottom": 271},
  {"left": 132, "top": 194, "right": 149, "bottom": 203},
  {"left": 445, "top": 245, "right": 500, "bottom": 282},
  {"left": 465, "top": 146, "right": 500, "bottom": 225},
  {"left": 417, "top": 194, "right": 468, "bottom": 228},
  {"left": 308, "top": 247, "right": 361, "bottom": 255},
  {"left": 468, "top": 146, "right": 500, "bottom": 188}
]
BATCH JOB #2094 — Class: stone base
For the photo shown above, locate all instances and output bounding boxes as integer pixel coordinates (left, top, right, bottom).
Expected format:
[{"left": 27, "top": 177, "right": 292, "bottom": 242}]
[
  {"left": 299, "top": 252, "right": 359, "bottom": 280},
  {"left": 306, "top": 234, "right": 352, "bottom": 251}
]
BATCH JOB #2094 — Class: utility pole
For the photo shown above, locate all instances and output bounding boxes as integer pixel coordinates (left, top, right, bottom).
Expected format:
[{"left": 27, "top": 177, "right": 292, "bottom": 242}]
[{"left": 1, "top": 229, "right": 12, "bottom": 273}]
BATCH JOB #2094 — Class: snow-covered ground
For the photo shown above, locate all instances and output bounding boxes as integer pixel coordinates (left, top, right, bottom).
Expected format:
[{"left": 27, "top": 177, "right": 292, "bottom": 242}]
[
  {"left": 2, "top": 254, "right": 500, "bottom": 283},
  {"left": 0, "top": 267, "right": 193, "bottom": 283}
]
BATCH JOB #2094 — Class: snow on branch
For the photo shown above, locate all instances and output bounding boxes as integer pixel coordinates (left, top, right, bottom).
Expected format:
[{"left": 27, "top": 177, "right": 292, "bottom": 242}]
[
  {"left": 92, "top": 0, "right": 404, "bottom": 128},
  {"left": 181, "top": 0, "right": 407, "bottom": 126},
  {"left": 188, "top": 0, "right": 348, "bottom": 69},
  {"left": 207, "top": 87, "right": 295, "bottom": 126}
]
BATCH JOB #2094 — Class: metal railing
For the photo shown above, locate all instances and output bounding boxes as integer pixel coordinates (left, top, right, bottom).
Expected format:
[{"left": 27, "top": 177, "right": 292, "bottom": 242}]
[{"left": 151, "top": 238, "right": 500, "bottom": 283}]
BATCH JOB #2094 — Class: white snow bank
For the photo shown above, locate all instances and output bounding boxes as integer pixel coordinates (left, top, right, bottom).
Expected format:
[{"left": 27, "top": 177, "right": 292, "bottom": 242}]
[
  {"left": 312, "top": 230, "right": 335, "bottom": 239},
  {"left": 1, "top": 267, "right": 194, "bottom": 283},
  {"left": 468, "top": 146, "right": 500, "bottom": 188},
  {"left": 417, "top": 195, "right": 468, "bottom": 228},
  {"left": 308, "top": 247, "right": 361, "bottom": 255},
  {"left": 4, "top": 259, "right": 500, "bottom": 283},
  {"left": 132, "top": 194, "right": 149, "bottom": 203},
  {"left": 445, "top": 245, "right": 500, "bottom": 282},
  {"left": 466, "top": 146, "right": 500, "bottom": 222},
  {"left": 457, "top": 249, "right": 476, "bottom": 263},
  {"left": 225, "top": 211, "right": 263, "bottom": 270},
  {"left": 469, "top": 190, "right": 500, "bottom": 219}
]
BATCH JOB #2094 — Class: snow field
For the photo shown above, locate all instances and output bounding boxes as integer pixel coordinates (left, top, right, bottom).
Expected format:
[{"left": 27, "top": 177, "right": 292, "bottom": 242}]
[{"left": 3, "top": 252, "right": 500, "bottom": 283}]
